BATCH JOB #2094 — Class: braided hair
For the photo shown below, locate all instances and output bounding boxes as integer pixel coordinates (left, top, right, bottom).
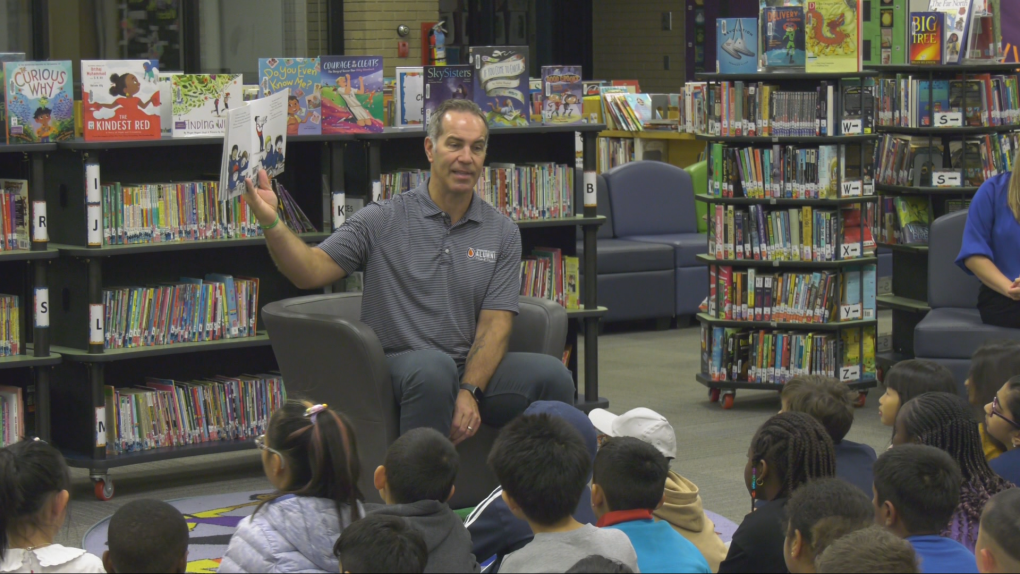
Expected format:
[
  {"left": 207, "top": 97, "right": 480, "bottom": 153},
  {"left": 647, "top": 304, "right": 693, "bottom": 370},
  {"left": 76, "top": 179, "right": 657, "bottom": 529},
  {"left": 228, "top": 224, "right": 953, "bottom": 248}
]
[
  {"left": 751, "top": 411, "right": 836, "bottom": 500},
  {"left": 898, "top": 392, "right": 1015, "bottom": 548}
]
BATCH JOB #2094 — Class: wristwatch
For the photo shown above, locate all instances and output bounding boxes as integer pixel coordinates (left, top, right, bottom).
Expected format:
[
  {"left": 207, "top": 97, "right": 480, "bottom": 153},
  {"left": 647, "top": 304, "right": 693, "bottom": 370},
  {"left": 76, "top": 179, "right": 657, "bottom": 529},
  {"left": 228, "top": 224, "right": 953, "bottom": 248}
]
[{"left": 460, "top": 383, "right": 484, "bottom": 403}]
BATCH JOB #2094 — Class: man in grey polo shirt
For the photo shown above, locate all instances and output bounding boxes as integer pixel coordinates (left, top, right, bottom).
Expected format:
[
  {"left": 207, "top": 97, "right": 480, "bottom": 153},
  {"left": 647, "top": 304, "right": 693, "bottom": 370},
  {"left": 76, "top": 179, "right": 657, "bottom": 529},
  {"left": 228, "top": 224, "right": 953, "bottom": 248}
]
[{"left": 243, "top": 98, "right": 575, "bottom": 444}]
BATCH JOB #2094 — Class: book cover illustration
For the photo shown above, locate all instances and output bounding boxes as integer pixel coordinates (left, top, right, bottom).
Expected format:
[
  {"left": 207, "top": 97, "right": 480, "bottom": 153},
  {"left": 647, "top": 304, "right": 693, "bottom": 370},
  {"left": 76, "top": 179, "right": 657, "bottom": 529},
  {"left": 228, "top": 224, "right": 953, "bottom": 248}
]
[
  {"left": 423, "top": 65, "right": 474, "bottom": 129},
  {"left": 805, "top": 0, "right": 860, "bottom": 72},
  {"left": 929, "top": 0, "right": 972, "bottom": 64},
  {"left": 4, "top": 60, "right": 74, "bottom": 144},
  {"left": 910, "top": 12, "right": 944, "bottom": 64},
  {"left": 761, "top": 7, "right": 806, "bottom": 67},
  {"left": 395, "top": 66, "right": 424, "bottom": 126},
  {"left": 717, "top": 18, "right": 759, "bottom": 73},
  {"left": 157, "top": 72, "right": 181, "bottom": 136},
  {"left": 470, "top": 46, "right": 530, "bottom": 127},
  {"left": 320, "top": 56, "right": 384, "bottom": 134},
  {"left": 259, "top": 58, "right": 322, "bottom": 136},
  {"left": 917, "top": 80, "right": 950, "bottom": 126},
  {"left": 220, "top": 89, "right": 288, "bottom": 201},
  {"left": 171, "top": 74, "right": 243, "bottom": 137},
  {"left": 81, "top": 60, "right": 161, "bottom": 142},
  {"left": 541, "top": 65, "right": 582, "bottom": 125},
  {"left": 0, "top": 53, "right": 24, "bottom": 143}
]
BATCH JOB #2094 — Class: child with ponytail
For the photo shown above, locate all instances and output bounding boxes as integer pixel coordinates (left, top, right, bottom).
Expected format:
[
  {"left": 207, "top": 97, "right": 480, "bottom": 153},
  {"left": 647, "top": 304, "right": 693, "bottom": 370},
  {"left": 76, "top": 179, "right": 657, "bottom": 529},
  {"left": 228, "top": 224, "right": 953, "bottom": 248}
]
[
  {"left": 0, "top": 438, "right": 105, "bottom": 573},
  {"left": 219, "top": 402, "right": 363, "bottom": 574}
]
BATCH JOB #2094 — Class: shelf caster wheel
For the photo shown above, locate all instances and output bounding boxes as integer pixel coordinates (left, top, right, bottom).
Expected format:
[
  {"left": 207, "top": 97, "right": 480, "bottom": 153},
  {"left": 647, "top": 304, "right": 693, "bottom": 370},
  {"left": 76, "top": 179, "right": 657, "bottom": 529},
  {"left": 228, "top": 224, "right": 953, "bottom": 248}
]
[
  {"left": 93, "top": 479, "right": 114, "bottom": 501},
  {"left": 722, "top": 392, "right": 735, "bottom": 410},
  {"left": 854, "top": 392, "right": 868, "bottom": 409},
  {"left": 709, "top": 388, "right": 721, "bottom": 403}
]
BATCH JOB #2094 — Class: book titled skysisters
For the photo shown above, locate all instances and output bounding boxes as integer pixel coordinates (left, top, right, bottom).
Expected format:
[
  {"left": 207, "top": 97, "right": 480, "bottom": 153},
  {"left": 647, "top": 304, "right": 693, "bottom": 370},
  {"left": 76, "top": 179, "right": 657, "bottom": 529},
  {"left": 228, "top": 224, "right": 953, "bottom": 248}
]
[{"left": 424, "top": 65, "right": 474, "bottom": 129}]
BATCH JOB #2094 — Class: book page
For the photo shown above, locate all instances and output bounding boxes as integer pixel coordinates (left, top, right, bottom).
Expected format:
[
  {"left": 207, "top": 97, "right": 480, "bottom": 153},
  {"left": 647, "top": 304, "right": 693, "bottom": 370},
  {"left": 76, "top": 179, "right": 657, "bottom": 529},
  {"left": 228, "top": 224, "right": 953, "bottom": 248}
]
[{"left": 221, "top": 103, "right": 253, "bottom": 202}]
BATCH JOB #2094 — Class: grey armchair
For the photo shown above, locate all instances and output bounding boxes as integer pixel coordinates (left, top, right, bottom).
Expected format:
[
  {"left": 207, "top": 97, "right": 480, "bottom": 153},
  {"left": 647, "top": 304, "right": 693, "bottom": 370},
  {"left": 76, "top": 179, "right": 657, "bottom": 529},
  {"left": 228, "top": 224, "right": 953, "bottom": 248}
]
[{"left": 262, "top": 293, "right": 569, "bottom": 508}]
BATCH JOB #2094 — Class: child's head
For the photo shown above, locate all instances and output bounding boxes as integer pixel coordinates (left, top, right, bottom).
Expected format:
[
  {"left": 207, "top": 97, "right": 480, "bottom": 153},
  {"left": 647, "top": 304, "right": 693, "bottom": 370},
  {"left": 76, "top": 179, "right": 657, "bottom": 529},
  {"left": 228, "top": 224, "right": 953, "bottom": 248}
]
[
  {"left": 103, "top": 499, "right": 188, "bottom": 573},
  {"left": 976, "top": 489, "right": 1020, "bottom": 573},
  {"left": 334, "top": 513, "right": 427, "bottom": 573},
  {"left": 984, "top": 375, "right": 1020, "bottom": 451},
  {"left": 0, "top": 438, "right": 70, "bottom": 560},
  {"left": 376, "top": 428, "right": 458, "bottom": 505},
  {"left": 783, "top": 478, "right": 874, "bottom": 574},
  {"left": 565, "top": 555, "right": 635, "bottom": 573},
  {"left": 33, "top": 107, "right": 51, "bottom": 123},
  {"left": 878, "top": 359, "right": 957, "bottom": 426},
  {"left": 275, "top": 135, "right": 284, "bottom": 149},
  {"left": 780, "top": 375, "right": 856, "bottom": 444},
  {"left": 588, "top": 407, "right": 676, "bottom": 460},
  {"left": 488, "top": 413, "right": 590, "bottom": 527},
  {"left": 967, "top": 340, "right": 1020, "bottom": 410},
  {"left": 873, "top": 444, "right": 961, "bottom": 538},
  {"left": 815, "top": 526, "right": 918, "bottom": 573},
  {"left": 746, "top": 412, "right": 836, "bottom": 503},
  {"left": 109, "top": 72, "right": 140, "bottom": 97},
  {"left": 590, "top": 436, "right": 668, "bottom": 519},
  {"left": 258, "top": 401, "right": 362, "bottom": 517}
]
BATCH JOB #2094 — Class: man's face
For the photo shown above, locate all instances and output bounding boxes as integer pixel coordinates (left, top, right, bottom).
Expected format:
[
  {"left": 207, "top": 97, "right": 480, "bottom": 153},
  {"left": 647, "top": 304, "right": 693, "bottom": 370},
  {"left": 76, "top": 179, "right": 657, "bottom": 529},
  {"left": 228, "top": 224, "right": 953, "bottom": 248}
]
[{"left": 426, "top": 111, "right": 487, "bottom": 196}]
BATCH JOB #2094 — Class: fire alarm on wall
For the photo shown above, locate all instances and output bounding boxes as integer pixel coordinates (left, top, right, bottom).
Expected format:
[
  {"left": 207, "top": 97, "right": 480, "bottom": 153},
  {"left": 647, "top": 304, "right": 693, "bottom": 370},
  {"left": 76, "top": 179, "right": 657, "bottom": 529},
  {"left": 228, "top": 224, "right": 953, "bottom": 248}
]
[{"left": 397, "top": 41, "right": 409, "bottom": 58}]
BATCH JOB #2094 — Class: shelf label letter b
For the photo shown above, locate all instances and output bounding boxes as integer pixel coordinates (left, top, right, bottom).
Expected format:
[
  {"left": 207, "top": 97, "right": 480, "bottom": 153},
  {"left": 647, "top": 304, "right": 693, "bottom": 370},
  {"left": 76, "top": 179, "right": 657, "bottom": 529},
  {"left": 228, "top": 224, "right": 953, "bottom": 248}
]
[{"left": 583, "top": 171, "right": 597, "bottom": 208}]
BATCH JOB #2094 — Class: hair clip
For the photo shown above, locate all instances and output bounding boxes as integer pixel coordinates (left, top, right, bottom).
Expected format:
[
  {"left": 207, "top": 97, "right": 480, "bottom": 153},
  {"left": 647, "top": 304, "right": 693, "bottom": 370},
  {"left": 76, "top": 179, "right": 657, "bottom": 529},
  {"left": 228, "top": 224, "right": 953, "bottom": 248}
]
[{"left": 304, "top": 404, "right": 328, "bottom": 424}]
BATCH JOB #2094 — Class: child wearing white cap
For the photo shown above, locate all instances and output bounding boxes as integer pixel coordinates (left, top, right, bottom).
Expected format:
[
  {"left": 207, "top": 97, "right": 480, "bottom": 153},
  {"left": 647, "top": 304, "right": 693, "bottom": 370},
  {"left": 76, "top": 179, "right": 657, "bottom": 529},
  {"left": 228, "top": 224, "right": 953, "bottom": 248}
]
[{"left": 589, "top": 408, "right": 728, "bottom": 572}]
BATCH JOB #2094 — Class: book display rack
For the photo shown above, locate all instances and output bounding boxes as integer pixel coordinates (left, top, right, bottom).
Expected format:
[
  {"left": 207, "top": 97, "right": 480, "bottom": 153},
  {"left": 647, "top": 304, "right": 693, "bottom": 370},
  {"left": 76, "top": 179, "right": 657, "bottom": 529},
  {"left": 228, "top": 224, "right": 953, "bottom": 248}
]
[
  {"left": 866, "top": 63, "right": 1020, "bottom": 367},
  {"left": 693, "top": 71, "right": 880, "bottom": 410}
]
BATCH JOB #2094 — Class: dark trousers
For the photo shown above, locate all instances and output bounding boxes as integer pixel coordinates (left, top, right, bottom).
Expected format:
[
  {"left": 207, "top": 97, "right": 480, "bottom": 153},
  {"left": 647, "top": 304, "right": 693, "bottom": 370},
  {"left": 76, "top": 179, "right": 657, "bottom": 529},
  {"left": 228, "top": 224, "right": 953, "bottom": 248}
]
[
  {"left": 978, "top": 285, "right": 1020, "bottom": 329},
  {"left": 386, "top": 349, "right": 576, "bottom": 436}
]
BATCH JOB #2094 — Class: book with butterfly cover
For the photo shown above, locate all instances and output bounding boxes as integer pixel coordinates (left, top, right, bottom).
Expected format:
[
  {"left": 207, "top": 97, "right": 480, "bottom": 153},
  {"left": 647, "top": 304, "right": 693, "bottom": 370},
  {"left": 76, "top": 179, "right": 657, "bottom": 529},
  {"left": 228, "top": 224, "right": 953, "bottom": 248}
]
[{"left": 717, "top": 18, "right": 759, "bottom": 73}]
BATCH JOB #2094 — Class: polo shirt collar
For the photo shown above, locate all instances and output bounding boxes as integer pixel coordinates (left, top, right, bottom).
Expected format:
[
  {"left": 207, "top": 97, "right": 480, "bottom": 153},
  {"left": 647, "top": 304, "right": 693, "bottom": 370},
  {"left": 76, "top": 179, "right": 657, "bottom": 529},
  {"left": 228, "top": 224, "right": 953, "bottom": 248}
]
[
  {"left": 416, "top": 177, "right": 484, "bottom": 224},
  {"left": 596, "top": 509, "right": 654, "bottom": 527}
]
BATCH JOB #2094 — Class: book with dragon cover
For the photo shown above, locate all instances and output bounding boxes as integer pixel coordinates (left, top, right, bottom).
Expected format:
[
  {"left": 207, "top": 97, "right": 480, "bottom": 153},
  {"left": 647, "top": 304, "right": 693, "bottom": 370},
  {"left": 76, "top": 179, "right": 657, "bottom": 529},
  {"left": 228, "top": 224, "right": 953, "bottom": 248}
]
[
  {"left": 258, "top": 58, "right": 322, "bottom": 136},
  {"left": 81, "top": 60, "right": 161, "bottom": 141},
  {"left": 717, "top": 18, "right": 759, "bottom": 73},
  {"left": 761, "top": 7, "right": 806, "bottom": 67},
  {"left": 171, "top": 74, "right": 243, "bottom": 137},
  {"left": 469, "top": 46, "right": 530, "bottom": 127},
  {"left": 4, "top": 60, "right": 74, "bottom": 144},
  {"left": 320, "top": 56, "right": 384, "bottom": 134},
  {"left": 805, "top": 0, "right": 861, "bottom": 73}
]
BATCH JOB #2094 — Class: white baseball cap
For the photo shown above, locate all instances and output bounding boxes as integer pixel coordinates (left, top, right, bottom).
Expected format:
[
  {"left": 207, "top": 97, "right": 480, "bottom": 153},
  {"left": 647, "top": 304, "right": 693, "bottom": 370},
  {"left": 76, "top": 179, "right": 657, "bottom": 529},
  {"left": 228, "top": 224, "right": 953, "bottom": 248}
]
[{"left": 588, "top": 407, "right": 677, "bottom": 459}]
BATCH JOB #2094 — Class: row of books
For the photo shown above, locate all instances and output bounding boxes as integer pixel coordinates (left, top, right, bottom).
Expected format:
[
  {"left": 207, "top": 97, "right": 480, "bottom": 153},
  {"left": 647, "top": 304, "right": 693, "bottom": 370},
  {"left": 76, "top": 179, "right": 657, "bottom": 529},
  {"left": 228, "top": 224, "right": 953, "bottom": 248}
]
[
  {"left": 708, "top": 143, "right": 874, "bottom": 200},
  {"left": 875, "top": 132, "right": 1019, "bottom": 188},
  {"left": 707, "top": 265, "right": 877, "bottom": 325},
  {"left": 103, "top": 373, "right": 286, "bottom": 455},
  {"left": 0, "top": 294, "right": 20, "bottom": 357},
  {"left": 874, "top": 75, "right": 1020, "bottom": 128},
  {"left": 475, "top": 163, "right": 574, "bottom": 222},
  {"left": 875, "top": 196, "right": 932, "bottom": 245},
  {"left": 0, "top": 385, "right": 23, "bottom": 447},
  {"left": 708, "top": 205, "right": 875, "bottom": 263},
  {"left": 596, "top": 137, "right": 634, "bottom": 173},
  {"left": 520, "top": 247, "right": 581, "bottom": 310},
  {"left": 0, "top": 179, "right": 28, "bottom": 251},
  {"left": 379, "top": 170, "right": 429, "bottom": 201},
  {"left": 702, "top": 325, "right": 877, "bottom": 385},
  {"left": 102, "top": 275, "right": 260, "bottom": 350}
]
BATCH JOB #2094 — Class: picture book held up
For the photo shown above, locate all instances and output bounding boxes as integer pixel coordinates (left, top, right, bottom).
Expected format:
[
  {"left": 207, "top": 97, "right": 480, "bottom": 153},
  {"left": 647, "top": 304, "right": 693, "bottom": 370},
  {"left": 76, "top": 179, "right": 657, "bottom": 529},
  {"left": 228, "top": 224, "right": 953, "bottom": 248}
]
[{"left": 220, "top": 89, "right": 288, "bottom": 202}]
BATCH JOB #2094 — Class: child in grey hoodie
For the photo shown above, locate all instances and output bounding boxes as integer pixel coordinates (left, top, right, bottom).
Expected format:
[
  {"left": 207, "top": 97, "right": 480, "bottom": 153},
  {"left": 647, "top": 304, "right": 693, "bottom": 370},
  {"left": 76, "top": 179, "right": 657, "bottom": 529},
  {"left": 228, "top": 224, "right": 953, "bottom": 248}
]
[{"left": 366, "top": 428, "right": 480, "bottom": 573}]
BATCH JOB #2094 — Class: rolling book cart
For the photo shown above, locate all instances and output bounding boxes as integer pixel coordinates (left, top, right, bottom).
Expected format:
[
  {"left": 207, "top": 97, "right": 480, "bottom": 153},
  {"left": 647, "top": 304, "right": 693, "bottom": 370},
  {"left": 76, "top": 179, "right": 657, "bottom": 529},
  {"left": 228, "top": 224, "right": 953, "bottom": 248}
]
[
  {"left": 0, "top": 143, "right": 61, "bottom": 442},
  {"left": 866, "top": 63, "right": 1020, "bottom": 367},
  {"left": 693, "top": 71, "right": 880, "bottom": 409}
]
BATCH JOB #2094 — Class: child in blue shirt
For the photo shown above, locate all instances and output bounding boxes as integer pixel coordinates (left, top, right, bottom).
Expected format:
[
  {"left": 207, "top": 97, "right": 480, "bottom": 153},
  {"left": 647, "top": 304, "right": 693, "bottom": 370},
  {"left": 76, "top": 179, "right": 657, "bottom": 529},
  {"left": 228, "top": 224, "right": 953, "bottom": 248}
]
[
  {"left": 591, "top": 436, "right": 711, "bottom": 574},
  {"left": 783, "top": 478, "right": 875, "bottom": 573},
  {"left": 874, "top": 444, "right": 978, "bottom": 574}
]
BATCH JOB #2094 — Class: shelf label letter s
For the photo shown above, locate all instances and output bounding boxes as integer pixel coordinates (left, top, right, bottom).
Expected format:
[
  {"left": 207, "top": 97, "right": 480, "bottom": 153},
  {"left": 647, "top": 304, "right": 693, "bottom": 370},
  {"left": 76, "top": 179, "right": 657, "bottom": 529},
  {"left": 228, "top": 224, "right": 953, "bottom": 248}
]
[{"left": 34, "top": 288, "right": 49, "bottom": 328}]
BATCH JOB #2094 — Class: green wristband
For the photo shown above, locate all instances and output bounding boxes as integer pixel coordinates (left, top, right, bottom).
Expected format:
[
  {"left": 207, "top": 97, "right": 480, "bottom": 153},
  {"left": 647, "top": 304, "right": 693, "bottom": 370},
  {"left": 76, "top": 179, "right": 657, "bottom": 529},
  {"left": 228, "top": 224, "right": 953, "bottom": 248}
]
[{"left": 260, "top": 213, "right": 281, "bottom": 231}]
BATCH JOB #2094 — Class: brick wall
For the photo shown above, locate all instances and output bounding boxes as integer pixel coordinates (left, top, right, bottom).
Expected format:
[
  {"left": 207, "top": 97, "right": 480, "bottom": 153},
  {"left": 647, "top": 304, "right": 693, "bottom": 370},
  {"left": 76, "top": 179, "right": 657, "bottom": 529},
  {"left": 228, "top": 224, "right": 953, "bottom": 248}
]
[
  {"left": 593, "top": 0, "right": 685, "bottom": 93},
  {"left": 344, "top": 0, "right": 439, "bottom": 76}
]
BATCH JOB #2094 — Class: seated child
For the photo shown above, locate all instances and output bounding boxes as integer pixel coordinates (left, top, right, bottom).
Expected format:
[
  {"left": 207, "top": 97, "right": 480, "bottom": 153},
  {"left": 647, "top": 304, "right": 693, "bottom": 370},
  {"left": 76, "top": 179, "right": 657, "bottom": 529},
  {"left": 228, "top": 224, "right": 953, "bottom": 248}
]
[
  {"left": 103, "top": 499, "right": 188, "bottom": 573},
  {"left": 783, "top": 478, "right": 874, "bottom": 573},
  {"left": 220, "top": 402, "right": 363, "bottom": 573},
  {"left": 719, "top": 412, "right": 836, "bottom": 574},
  {"left": 589, "top": 407, "right": 727, "bottom": 571},
  {"left": 335, "top": 513, "right": 428, "bottom": 574},
  {"left": 892, "top": 393, "right": 1015, "bottom": 551},
  {"left": 985, "top": 375, "right": 1020, "bottom": 486},
  {"left": 878, "top": 359, "right": 957, "bottom": 428},
  {"left": 490, "top": 413, "right": 639, "bottom": 573},
  {"left": 815, "top": 526, "right": 918, "bottom": 574},
  {"left": 466, "top": 401, "right": 598, "bottom": 565},
  {"left": 565, "top": 555, "right": 635, "bottom": 573},
  {"left": 874, "top": 444, "right": 978, "bottom": 573},
  {"left": 976, "top": 489, "right": 1020, "bottom": 573},
  {"left": 591, "top": 436, "right": 711, "bottom": 573},
  {"left": 967, "top": 341, "right": 1020, "bottom": 462},
  {"left": 0, "top": 438, "right": 105, "bottom": 573},
  {"left": 367, "top": 428, "right": 478, "bottom": 573},
  {"left": 781, "top": 375, "right": 877, "bottom": 495}
]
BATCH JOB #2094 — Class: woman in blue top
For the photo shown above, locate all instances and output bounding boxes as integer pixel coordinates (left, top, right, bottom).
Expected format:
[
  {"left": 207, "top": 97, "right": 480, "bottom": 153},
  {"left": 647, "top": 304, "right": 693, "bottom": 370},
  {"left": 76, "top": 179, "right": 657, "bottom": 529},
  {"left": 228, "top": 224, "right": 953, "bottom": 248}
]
[{"left": 957, "top": 171, "right": 1020, "bottom": 328}]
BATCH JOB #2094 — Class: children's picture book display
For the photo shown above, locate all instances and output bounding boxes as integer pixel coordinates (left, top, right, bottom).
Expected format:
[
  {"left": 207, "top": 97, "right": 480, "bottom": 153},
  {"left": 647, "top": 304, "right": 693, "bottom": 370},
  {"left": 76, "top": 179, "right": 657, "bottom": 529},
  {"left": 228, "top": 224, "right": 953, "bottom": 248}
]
[
  {"left": 540, "top": 66, "right": 582, "bottom": 125},
  {"left": 761, "top": 7, "right": 806, "bottom": 68},
  {"left": 423, "top": 65, "right": 474, "bottom": 128},
  {"left": 81, "top": 60, "right": 161, "bottom": 141},
  {"left": 320, "top": 56, "right": 384, "bottom": 134},
  {"left": 220, "top": 90, "right": 288, "bottom": 202},
  {"left": 469, "top": 46, "right": 530, "bottom": 127},
  {"left": 395, "top": 66, "right": 424, "bottom": 126},
  {"left": 171, "top": 74, "right": 243, "bottom": 137},
  {"left": 258, "top": 58, "right": 322, "bottom": 136},
  {"left": 804, "top": 0, "right": 861, "bottom": 72},
  {"left": 4, "top": 60, "right": 74, "bottom": 143},
  {"left": 717, "top": 18, "right": 759, "bottom": 73}
]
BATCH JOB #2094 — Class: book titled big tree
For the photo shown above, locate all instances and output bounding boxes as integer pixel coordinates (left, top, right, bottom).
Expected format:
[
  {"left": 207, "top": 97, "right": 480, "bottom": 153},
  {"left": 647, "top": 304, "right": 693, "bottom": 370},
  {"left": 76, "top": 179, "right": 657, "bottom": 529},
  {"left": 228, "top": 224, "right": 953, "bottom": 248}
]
[
  {"left": 171, "top": 74, "right": 242, "bottom": 137},
  {"left": 82, "top": 60, "right": 161, "bottom": 141},
  {"left": 469, "top": 46, "right": 530, "bottom": 127},
  {"left": 423, "top": 65, "right": 474, "bottom": 129},
  {"left": 930, "top": 0, "right": 973, "bottom": 64},
  {"left": 805, "top": 0, "right": 861, "bottom": 73},
  {"left": 910, "top": 12, "right": 945, "bottom": 64},
  {"left": 541, "top": 65, "right": 583, "bottom": 125},
  {"left": 717, "top": 18, "right": 759, "bottom": 73},
  {"left": 219, "top": 89, "right": 288, "bottom": 202},
  {"left": 320, "top": 56, "right": 384, "bottom": 134},
  {"left": 0, "top": 53, "right": 24, "bottom": 143},
  {"left": 4, "top": 60, "right": 74, "bottom": 144},
  {"left": 395, "top": 66, "right": 424, "bottom": 127},
  {"left": 761, "top": 7, "right": 806, "bottom": 67},
  {"left": 258, "top": 58, "right": 322, "bottom": 136}
]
